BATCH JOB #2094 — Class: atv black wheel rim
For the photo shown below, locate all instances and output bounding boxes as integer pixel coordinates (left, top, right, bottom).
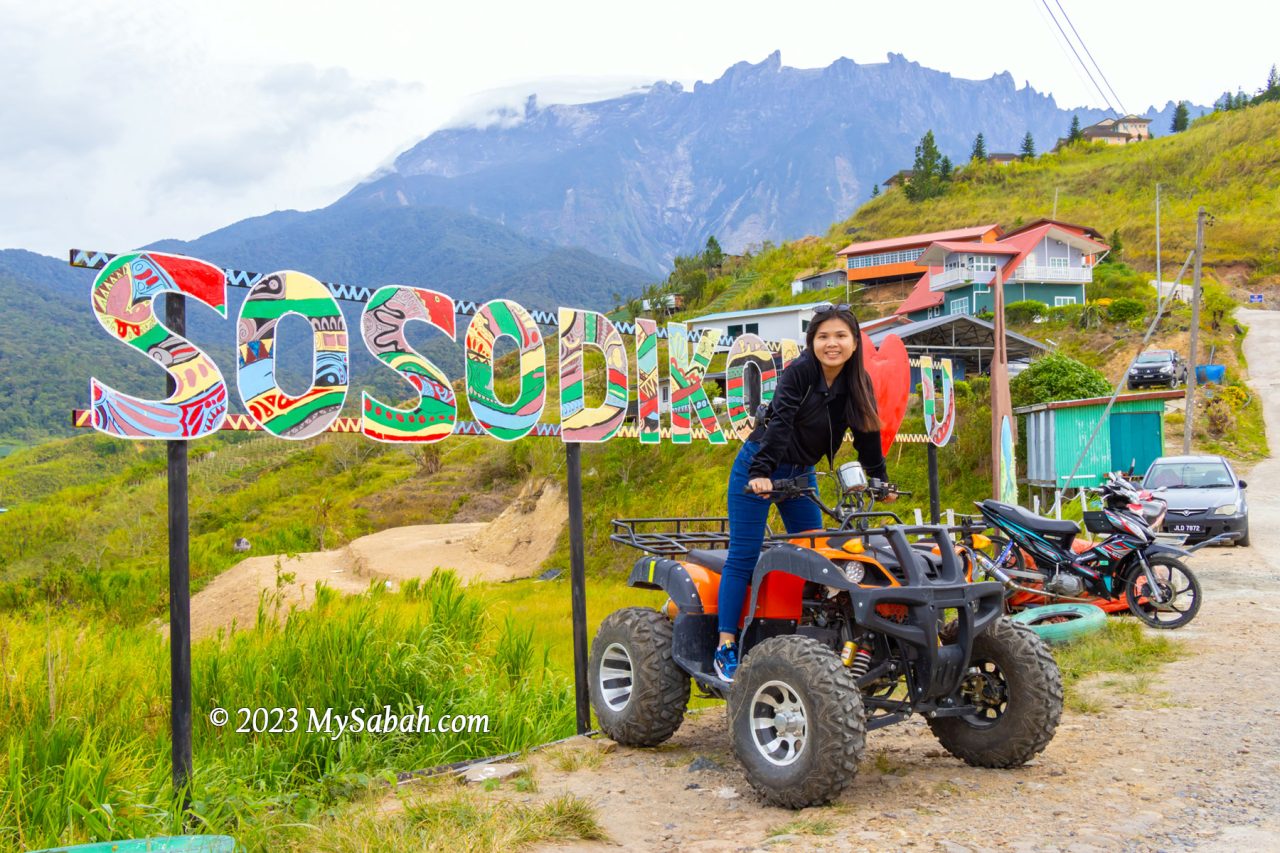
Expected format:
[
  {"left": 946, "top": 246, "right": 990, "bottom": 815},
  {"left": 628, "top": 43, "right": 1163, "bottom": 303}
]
[
  {"left": 749, "top": 680, "right": 808, "bottom": 766},
  {"left": 598, "top": 642, "right": 634, "bottom": 712},
  {"left": 959, "top": 660, "right": 1008, "bottom": 727}
]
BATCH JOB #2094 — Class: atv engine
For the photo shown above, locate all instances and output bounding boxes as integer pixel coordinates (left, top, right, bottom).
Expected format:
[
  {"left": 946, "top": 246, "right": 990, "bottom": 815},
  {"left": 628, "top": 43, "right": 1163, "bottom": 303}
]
[{"left": 1045, "top": 573, "right": 1085, "bottom": 597}]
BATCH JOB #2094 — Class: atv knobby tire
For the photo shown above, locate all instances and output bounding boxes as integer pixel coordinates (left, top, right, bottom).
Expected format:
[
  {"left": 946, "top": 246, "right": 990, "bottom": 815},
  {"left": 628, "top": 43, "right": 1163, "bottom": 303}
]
[
  {"left": 729, "top": 635, "right": 866, "bottom": 809},
  {"left": 929, "top": 617, "right": 1063, "bottom": 768},
  {"left": 589, "top": 607, "right": 689, "bottom": 747}
]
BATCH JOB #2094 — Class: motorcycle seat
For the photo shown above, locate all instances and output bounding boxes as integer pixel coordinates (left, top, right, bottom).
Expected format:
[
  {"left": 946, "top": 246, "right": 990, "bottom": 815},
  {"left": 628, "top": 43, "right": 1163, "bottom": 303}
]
[
  {"left": 685, "top": 549, "right": 728, "bottom": 574},
  {"left": 982, "top": 499, "right": 1080, "bottom": 537}
]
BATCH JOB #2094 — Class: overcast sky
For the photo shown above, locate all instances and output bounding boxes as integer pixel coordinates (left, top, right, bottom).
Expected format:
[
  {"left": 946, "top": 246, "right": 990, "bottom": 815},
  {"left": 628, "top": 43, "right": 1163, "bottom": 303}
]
[{"left": 2, "top": 0, "right": 1274, "bottom": 257}]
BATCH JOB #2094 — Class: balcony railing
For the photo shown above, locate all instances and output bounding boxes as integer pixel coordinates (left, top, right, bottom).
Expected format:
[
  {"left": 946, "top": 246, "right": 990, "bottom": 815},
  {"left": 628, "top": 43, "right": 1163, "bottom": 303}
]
[
  {"left": 930, "top": 268, "right": 996, "bottom": 291},
  {"left": 1011, "top": 264, "right": 1093, "bottom": 283}
]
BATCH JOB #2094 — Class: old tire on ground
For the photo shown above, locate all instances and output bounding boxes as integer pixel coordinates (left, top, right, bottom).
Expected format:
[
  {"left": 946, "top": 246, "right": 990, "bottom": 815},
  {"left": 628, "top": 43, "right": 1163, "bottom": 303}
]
[
  {"left": 929, "top": 617, "right": 1063, "bottom": 768},
  {"left": 589, "top": 607, "right": 689, "bottom": 747},
  {"left": 1011, "top": 603, "right": 1107, "bottom": 645},
  {"left": 1125, "top": 555, "right": 1202, "bottom": 629},
  {"left": 729, "top": 635, "right": 866, "bottom": 809}
]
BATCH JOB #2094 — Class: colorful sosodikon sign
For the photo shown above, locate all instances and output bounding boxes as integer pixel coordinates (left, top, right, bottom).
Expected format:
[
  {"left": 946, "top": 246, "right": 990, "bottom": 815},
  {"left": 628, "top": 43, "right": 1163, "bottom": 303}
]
[{"left": 86, "top": 251, "right": 956, "bottom": 447}]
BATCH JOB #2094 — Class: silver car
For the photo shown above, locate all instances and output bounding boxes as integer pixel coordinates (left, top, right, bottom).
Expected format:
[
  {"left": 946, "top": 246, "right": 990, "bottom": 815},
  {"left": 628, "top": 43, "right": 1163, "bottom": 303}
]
[{"left": 1141, "top": 455, "right": 1249, "bottom": 546}]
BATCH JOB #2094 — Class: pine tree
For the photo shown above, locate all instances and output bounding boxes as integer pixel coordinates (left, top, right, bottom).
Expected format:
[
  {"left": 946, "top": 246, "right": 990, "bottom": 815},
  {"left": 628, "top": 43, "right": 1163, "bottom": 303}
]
[
  {"left": 1264, "top": 65, "right": 1280, "bottom": 103},
  {"left": 1020, "top": 131, "right": 1036, "bottom": 159},
  {"left": 1067, "top": 114, "right": 1082, "bottom": 143},
  {"left": 970, "top": 132, "right": 987, "bottom": 162},
  {"left": 939, "top": 156, "right": 953, "bottom": 181},
  {"left": 1171, "top": 101, "right": 1190, "bottom": 132},
  {"left": 904, "top": 130, "right": 947, "bottom": 202},
  {"left": 871, "top": 184, "right": 880, "bottom": 197},
  {"left": 1103, "top": 228, "right": 1124, "bottom": 264},
  {"left": 703, "top": 235, "right": 724, "bottom": 270}
]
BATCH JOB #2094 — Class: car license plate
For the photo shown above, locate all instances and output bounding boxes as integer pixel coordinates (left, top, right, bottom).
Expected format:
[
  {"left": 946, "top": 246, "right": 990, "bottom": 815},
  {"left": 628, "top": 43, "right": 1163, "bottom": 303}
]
[{"left": 1171, "top": 524, "right": 1203, "bottom": 533}]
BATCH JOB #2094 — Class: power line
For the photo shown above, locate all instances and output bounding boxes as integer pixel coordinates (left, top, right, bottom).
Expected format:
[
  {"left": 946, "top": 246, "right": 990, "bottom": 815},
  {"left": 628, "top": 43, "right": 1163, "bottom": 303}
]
[
  {"left": 1052, "top": 0, "right": 1128, "bottom": 115},
  {"left": 1036, "top": 0, "right": 1119, "bottom": 115}
]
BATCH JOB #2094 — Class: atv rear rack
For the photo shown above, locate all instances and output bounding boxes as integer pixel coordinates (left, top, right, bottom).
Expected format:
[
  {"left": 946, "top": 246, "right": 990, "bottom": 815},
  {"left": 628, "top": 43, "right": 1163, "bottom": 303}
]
[{"left": 610, "top": 517, "right": 750, "bottom": 556}]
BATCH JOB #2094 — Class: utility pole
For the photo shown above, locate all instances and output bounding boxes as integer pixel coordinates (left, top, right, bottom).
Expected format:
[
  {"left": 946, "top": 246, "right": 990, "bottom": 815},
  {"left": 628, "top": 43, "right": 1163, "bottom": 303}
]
[
  {"left": 1182, "top": 207, "right": 1206, "bottom": 454},
  {"left": 1154, "top": 184, "right": 1162, "bottom": 314},
  {"left": 1052, "top": 187, "right": 1059, "bottom": 220}
]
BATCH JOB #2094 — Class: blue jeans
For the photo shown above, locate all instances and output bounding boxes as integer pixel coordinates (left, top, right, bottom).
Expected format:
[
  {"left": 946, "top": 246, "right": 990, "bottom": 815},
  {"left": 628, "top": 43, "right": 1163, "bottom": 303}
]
[{"left": 718, "top": 441, "right": 821, "bottom": 636}]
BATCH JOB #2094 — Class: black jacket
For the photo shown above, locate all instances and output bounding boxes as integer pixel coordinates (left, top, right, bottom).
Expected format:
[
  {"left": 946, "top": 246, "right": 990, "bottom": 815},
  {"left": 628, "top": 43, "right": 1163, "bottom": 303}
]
[{"left": 747, "top": 350, "right": 888, "bottom": 482}]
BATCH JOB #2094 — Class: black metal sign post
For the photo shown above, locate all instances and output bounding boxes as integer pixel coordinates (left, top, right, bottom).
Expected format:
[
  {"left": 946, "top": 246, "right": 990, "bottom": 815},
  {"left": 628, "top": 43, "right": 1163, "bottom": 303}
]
[
  {"left": 164, "top": 295, "right": 194, "bottom": 810},
  {"left": 565, "top": 444, "right": 591, "bottom": 733},
  {"left": 927, "top": 441, "right": 942, "bottom": 524}
]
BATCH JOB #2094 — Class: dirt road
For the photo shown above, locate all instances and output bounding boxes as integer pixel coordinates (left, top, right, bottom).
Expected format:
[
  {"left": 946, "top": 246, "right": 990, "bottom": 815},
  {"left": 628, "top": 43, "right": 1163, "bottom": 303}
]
[{"left": 516, "top": 311, "right": 1280, "bottom": 852}]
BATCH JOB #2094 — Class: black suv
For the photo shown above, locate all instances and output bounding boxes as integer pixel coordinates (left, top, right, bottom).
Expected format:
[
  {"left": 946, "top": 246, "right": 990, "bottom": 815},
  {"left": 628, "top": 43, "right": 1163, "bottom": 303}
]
[{"left": 1128, "top": 349, "right": 1186, "bottom": 389}]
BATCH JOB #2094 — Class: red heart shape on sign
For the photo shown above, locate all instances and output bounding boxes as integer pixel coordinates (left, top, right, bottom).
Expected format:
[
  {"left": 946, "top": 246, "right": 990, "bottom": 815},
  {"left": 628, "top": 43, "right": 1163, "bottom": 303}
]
[{"left": 860, "top": 332, "right": 910, "bottom": 454}]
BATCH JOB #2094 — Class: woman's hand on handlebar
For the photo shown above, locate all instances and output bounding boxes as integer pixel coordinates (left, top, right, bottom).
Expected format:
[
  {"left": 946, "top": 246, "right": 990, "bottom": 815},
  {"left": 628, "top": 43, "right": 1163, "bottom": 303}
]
[
  {"left": 747, "top": 477, "right": 773, "bottom": 495},
  {"left": 881, "top": 490, "right": 899, "bottom": 503}
]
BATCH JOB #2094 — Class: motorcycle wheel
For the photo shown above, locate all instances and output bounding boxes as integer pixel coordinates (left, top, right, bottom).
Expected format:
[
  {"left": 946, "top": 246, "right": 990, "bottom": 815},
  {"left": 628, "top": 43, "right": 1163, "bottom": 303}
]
[{"left": 1125, "top": 555, "right": 1202, "bottom": 629}]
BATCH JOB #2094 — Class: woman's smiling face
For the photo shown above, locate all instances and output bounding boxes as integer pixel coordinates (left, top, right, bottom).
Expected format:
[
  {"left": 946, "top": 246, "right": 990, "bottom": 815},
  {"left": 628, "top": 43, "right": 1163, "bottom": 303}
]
[{"left": 812, "top": 316, "right": 856, "bottom": 371}]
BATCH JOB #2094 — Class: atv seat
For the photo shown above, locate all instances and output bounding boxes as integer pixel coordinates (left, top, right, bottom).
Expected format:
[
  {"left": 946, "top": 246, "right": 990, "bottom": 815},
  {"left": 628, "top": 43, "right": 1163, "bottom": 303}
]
[
  {"left": 981, "top": 500, "right": 1079, "bottom": 538},
  {"left": 685, "top": 549, "right": 728, "bottom": 574}
]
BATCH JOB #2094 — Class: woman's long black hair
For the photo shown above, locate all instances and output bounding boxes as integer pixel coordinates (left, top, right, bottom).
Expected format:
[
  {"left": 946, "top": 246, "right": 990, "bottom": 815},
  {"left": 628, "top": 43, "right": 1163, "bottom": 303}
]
[{"left": 805, "top": 307, "right": 882, "bottom": 433}]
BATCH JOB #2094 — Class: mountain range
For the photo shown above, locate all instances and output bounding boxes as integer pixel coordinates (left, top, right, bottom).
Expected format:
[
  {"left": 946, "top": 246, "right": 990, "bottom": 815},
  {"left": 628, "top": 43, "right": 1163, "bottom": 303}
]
[{"left": 348, "top": 51, "right": 1192, "bottom": 272}]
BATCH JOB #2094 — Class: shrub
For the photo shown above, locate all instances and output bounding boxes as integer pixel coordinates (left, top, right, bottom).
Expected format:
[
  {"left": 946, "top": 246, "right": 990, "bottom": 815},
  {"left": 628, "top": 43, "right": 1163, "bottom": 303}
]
[
  {"left": 1219, "top": 384, "right": 1249, "bottom": 410},
  {"left": 1005, "top": 300, "right": 1046, "bottom": 325},
  {"left": 1107, "top": 297, "right": 1146, "bottom": 322},
  {"left": 1204, "top": 397, "right": 1236, "bottom": 436},
  {"left": 1010, "top": 352, "right": 1112, "bottom": 408},
  {"left": 1047, "top": 303, "right": 1085, "bottom": 325},
  {"left": 968, "top": 375, "right": 991, "bottom": 397},
  {"left": 952, "top": 380, "right": 974, "bottom": 400}
]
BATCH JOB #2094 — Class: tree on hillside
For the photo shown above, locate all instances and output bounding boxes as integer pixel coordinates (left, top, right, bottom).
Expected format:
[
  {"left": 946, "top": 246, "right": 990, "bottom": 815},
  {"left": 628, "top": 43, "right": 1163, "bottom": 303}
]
[
  {"left": 1102, "top": 228, "right": 1124, "bottom": 264},
  {"left": 703, "top": 235, "right": 724, "bottom": 271},
  {"left": 1259, "top": 65, "right": 1280, "bottom": 104},
  {"left": 939, "top": 156, "right": 953, "bottom": 181},
  {"left": 970, "top": 132, "right": 987, "bottom": 162},
  {"left": 1020, "top": 131, "right": 1036, "bottom": 159},
  {"left": 871, "top": 183, "right": 880, "bottom": 197},
  {"left": 1067, "top": 114, "right": 1082, "bottom": 143},
  {"left": 1171, "top": 101, "right": 1190, "bottom": 132},
  {"left": 904, "top": 130, "right": 949, "bottom": 202}
]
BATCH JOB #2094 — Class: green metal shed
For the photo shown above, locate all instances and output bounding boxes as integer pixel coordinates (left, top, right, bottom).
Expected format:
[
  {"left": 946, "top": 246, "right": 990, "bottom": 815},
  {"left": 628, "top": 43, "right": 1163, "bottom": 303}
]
[{"left": 1015, "top": 390, "right": 1182, "bottom": 490}]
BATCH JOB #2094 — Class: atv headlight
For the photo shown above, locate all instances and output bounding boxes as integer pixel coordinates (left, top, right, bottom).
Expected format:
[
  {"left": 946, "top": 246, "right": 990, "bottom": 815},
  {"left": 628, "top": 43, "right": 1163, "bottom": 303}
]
[
  {"left": 842, "top": 561, "right": 865, "bottom": 584},
  {"left": 1213, "top": 503, "right": 1240, "bottom": 516}
]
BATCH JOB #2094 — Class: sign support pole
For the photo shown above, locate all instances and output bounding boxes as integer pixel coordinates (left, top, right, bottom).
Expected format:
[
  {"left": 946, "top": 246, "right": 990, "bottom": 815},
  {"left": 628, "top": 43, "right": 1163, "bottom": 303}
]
[
  {"left": 164, "top": 294, "right": 194, "bottom": 811},
  {"left": 565, "top": 443, "right": 591, "bottom": 734},
  {"left": 927, "top": 442, "right": 941, "bottom": 523}
]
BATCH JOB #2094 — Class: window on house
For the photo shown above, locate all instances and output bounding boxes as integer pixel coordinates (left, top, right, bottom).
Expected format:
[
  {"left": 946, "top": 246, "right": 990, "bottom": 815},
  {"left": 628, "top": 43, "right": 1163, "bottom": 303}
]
[
  {"left": 1055, "top": 296, "right": 1077, "bottom": 307},
  {"left": 950, "top": 297, "right": 970, "bottom": 315},
  {"left": 727, "top": 324, "right": 743, "bottom": 339},
  {"left": 970, "top": 255, "right": 998, "bottom": 273},
  {"left": 745, "top": 323, "right": 759, "bottom": 335},
  {"left": 1049, "top": 257, "right": 1069, "bottom": 269},
  {"left": 927, "top": 306, "right": 943, "bottom": 319},
  {"left": 973, "top": 278, "right": 990, "bottom": 294}
]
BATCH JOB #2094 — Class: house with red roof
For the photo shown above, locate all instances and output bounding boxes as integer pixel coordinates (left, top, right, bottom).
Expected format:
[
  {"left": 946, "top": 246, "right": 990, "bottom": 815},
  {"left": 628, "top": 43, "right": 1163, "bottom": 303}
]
[
  {"left": 896, "top": 219, "right": 1108, "bottom": 322},
  {"left": 835, "top": 224, "right": 1002, "bottom": 306}
]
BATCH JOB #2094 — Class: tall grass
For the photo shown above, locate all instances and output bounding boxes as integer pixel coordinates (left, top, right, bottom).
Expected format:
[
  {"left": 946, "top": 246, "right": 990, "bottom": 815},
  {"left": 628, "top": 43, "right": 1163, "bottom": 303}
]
[{"left": 0, "top": 571, "right": 574, "bottom": 850}]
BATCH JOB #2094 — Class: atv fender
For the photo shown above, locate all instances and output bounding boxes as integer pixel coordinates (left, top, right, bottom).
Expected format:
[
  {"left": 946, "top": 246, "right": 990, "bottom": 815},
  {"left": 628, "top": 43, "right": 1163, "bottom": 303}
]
[{"left": 627, "top": 556, "right": 704, "bottom": 614}]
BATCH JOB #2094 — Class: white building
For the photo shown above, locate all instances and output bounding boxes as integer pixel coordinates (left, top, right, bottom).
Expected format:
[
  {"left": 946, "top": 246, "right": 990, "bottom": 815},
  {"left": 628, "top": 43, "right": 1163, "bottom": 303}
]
[{"left": 684, "top": 302, "right": 830, "bottom": 352}]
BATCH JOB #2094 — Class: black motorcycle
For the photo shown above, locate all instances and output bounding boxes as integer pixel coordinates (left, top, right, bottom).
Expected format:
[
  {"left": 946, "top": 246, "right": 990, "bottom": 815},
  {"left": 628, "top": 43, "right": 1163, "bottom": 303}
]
[{"left": 970, "top": 472, "right": 1212, "bottom": 629}]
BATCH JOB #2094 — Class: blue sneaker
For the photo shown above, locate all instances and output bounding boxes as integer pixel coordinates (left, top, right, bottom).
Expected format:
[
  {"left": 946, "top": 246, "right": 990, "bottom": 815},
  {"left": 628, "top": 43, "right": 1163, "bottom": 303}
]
[{"left": 714, "top": 643, "right": 739, "bottom": 682}]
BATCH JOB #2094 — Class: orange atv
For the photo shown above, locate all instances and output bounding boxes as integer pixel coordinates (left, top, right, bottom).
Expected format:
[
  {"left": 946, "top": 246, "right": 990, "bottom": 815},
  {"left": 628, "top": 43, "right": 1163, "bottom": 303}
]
[{"left": 591, "top": 462, "right": 1063, "bottom": 808}]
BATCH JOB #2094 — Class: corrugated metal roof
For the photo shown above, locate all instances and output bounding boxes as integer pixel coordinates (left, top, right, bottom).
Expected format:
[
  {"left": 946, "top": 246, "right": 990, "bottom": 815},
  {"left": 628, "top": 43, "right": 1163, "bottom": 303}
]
[
  {"left": 1012, "top": 389, "right": 1183, "bottom": 415},
  {"left": 836, "top": 224, "right": 1001, "bottom": 256},
  {"left": 685, "top": 301, "right": 828, "bottom": 323}
]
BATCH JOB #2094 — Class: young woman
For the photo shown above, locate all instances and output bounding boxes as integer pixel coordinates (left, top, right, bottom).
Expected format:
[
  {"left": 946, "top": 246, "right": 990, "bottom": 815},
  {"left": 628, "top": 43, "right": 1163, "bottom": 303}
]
[{"left": 714, "top": 303, "right": 894, "bottom": 681}]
